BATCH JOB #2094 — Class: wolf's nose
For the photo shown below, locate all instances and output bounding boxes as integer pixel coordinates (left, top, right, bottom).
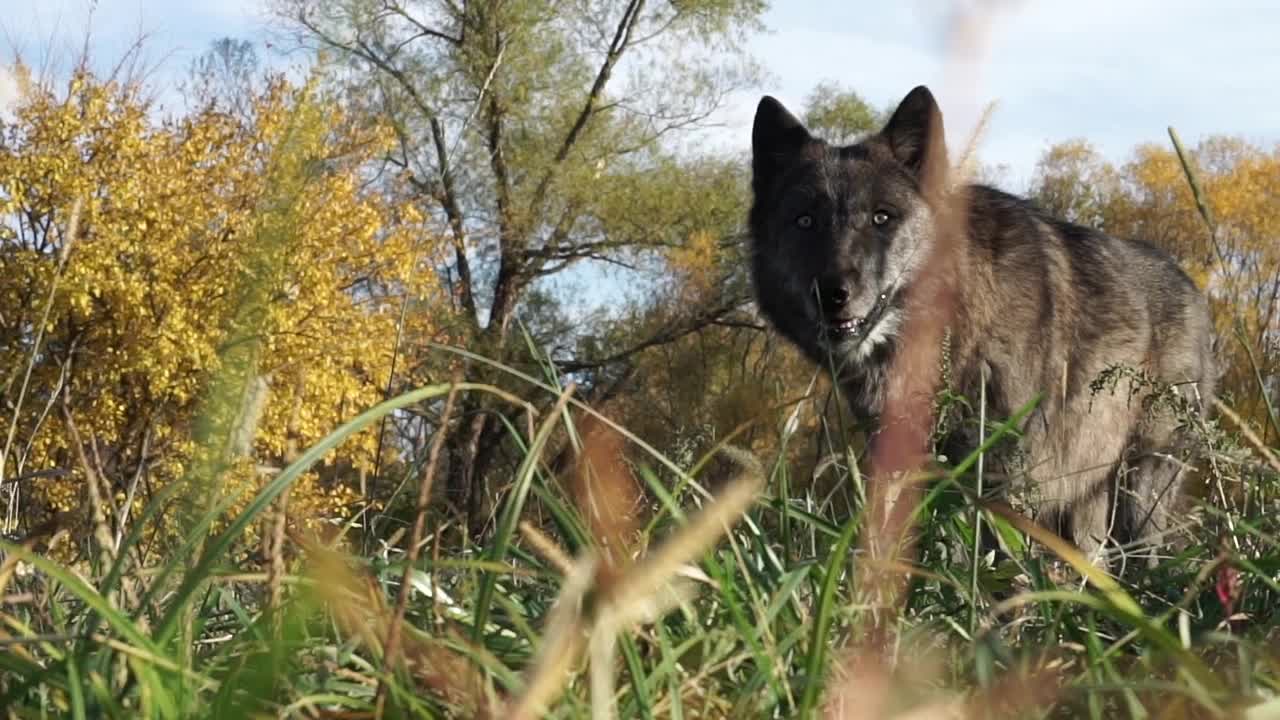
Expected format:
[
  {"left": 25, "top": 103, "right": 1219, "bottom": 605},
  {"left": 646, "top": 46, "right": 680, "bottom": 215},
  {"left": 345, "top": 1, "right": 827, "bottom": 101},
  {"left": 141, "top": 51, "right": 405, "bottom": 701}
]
[
  {"left": 818, "top": 282, "right": 851, "bottom": 311},
  {"left": 815, "top": 276, "right": 854, "bottom": 313}
]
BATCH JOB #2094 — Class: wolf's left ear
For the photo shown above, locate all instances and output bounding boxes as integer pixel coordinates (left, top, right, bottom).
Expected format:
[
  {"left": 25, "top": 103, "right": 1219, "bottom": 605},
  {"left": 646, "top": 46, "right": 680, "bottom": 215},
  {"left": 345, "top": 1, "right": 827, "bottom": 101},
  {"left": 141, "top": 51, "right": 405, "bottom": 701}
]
[
  {"left": 880, "top": 85, "right": 947, "bottom": 179},
  {"left": 752, "top": 96, "right": 812, "bottom": 190}
]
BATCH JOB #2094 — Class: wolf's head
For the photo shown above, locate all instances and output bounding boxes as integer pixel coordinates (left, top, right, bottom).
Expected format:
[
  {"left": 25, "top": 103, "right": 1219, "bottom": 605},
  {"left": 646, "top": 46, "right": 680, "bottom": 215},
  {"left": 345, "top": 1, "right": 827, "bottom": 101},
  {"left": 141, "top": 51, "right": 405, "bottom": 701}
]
[{"left": 748, "top": 85, "right": 949, "bottom": 370}]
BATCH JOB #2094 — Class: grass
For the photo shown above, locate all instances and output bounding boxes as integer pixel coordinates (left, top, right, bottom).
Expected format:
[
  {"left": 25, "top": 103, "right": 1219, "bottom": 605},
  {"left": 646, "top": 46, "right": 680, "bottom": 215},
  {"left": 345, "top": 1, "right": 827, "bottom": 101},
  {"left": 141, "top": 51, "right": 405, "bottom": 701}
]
[
  {"left": 2, "top": 110, "right": 1280, "bottom": 720},
  {"left": 3, "top": 343, "right": 1279, "bottom": 719}
]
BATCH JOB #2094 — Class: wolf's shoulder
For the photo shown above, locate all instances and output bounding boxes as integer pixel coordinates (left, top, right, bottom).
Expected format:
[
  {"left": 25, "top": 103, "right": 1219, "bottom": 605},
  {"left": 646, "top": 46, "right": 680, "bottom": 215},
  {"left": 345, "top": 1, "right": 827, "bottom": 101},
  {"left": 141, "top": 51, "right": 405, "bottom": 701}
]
[
  {"left": 961, "top": 182, "right": 1196, "bottom": 297},
  {"left": 961, "top": 183, "right": 1079, "bottom": 256},
  {"left": 962, "top": 183, "right": 1143, "bottom": 255}
]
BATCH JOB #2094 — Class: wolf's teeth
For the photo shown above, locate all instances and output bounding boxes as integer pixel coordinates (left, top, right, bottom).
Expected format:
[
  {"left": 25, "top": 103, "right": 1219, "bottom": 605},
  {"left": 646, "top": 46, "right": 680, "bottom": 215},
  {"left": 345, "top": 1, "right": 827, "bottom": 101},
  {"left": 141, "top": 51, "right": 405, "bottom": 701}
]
[{"left": 829, "top": 317, "right": 864, "bottom": 335}]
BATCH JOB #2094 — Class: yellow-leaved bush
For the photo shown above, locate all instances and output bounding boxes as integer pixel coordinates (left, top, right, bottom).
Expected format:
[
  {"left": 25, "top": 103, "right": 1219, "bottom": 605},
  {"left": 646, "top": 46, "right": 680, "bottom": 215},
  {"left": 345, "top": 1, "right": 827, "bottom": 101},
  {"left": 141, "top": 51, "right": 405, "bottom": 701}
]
[{"left": 0, "top": 69, "right": 443, "bottom": 550}]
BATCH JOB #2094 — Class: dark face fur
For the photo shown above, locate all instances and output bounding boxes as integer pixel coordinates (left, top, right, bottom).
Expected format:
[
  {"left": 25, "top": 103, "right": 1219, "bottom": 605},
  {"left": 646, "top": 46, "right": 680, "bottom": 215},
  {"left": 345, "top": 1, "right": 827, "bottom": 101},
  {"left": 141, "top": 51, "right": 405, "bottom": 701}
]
[{"left": 748, "top": 86, "right": 947, "bottom": 371}]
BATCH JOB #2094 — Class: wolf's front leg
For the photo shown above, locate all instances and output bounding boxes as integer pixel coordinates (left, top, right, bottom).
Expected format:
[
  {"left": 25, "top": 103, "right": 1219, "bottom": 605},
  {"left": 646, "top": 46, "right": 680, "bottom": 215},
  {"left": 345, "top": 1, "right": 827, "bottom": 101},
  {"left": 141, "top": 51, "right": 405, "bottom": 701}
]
[
  {"left": 1121, "top": 451, "right": 1192, "bottom": 570},
  {"left": 1070, "top": 482, "right": 1119, "bottom": 569}
]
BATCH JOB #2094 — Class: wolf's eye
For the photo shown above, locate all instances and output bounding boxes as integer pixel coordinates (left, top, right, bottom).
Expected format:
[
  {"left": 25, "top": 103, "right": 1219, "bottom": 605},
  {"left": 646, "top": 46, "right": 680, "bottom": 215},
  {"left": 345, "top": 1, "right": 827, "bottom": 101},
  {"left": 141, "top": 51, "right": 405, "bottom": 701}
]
[
  {"left": 872, "top": 211, "right": 891, "bottom": 226},
  {"left": 795, "top": 214, "right": 814, "bottom": 229}
]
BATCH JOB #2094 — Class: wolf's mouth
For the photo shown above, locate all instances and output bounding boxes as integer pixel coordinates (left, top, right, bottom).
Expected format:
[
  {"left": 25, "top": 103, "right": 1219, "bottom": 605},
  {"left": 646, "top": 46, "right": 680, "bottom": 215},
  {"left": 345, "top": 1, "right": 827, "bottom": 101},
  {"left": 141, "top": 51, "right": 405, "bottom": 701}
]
[
  {"left": 826, "top": 317, "right": 866, "bottom": 339},
  {"left": 819, "top": 290, "right": 894, "bottom": 346}
]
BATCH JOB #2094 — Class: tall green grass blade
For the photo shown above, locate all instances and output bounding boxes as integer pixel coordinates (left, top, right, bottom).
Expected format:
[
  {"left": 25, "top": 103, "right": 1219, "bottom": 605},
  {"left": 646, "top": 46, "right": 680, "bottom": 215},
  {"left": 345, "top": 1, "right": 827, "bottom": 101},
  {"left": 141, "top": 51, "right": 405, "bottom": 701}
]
[
  {"left": 473, "top": 384, "right": 575, "bottom": 642},
  {"left": 49, "top": 596, "right": 87, "bottom": 720},
  {"left": 798, "top": 511, "right": 860, "bottom": 716}
]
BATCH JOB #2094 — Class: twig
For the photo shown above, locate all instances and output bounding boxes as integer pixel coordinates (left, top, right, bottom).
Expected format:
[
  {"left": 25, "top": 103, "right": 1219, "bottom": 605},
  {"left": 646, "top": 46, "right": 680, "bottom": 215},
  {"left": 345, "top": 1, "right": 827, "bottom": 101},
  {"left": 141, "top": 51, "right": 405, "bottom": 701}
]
[
  {"left": 114, "top": 426, "right": 151, "bottom": 552},
  {"left": 59, "top": 402, "right": 117, "bottom": 584},
  {"left": 969, "top": 363, "right": 988, "bottom": 634},
  {"left": 375, "top": 381, "right": 461, "bottom": 718},
  {"left": 369, "top": 294, "right": 411, "bottom": 554},
  {"left": 268, "top": 388, "right": 303, "bottom": 618},
  {"left": 1214, "top": 399, "right": 1280, "bottom": 476}
]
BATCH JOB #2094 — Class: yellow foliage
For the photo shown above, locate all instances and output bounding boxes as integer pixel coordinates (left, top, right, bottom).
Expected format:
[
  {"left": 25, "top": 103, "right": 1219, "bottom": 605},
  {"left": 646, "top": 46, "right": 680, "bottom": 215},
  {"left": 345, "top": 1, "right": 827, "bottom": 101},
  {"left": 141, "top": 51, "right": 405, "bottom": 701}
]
[
  {"left": 0, "top": 71, "right": 444, "bottom": 547},
  {"left": 668, "top": 229, "right": 722, "bottom": 294}
]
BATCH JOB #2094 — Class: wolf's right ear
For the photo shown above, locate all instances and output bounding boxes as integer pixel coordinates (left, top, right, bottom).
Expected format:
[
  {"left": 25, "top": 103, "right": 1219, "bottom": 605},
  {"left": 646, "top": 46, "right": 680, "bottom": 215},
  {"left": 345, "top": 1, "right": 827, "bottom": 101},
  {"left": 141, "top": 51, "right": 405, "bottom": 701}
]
[{"left": 752, "top": 96, "right": 811, "bottom": 190}]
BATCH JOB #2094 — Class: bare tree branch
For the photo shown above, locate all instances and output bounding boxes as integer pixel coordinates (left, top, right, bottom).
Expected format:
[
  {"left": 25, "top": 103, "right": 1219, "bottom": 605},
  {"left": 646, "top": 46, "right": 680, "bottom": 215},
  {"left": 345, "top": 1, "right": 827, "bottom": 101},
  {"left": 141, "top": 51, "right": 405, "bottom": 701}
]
[
  {"left": 430, "top": 117, "right": 477, "bottom": 319},
  {"left": 380, "top": 0, "right": 462, "bottom": 45},
  {"left": 555, "top": 291, "right": 752, "bottom": 373},
  {"left": 525, "top": 0, "right": 647, "bottom": 219}
]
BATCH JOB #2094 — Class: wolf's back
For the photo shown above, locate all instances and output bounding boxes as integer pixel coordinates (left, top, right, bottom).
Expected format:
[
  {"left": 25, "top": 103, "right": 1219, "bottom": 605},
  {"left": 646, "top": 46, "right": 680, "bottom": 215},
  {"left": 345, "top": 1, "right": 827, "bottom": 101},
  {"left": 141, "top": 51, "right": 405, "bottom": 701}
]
[{"left": 960, "top": 184, "right": 1215, "bottom": 406}]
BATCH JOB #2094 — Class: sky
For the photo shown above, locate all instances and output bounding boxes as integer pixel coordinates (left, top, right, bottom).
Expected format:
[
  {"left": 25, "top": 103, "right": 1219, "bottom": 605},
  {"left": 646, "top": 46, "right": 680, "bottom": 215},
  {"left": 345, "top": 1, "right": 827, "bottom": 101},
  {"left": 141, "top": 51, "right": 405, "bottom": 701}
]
[
  {"left": 731, "top": 0, "right": 1280, "bottom": 187},
  {"left": 4, "top": 0, "right": 1275, "bottom": 319},
  {"left": 3, "top": 0, "right": 1278, "bottom": 185}
]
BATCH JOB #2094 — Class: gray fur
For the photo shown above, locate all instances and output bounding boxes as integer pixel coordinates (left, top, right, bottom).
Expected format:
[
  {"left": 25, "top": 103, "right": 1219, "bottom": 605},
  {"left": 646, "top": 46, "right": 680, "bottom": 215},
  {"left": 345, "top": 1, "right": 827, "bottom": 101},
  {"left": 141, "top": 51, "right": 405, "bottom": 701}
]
[{"left": 749, "top": 86, "right": 1217, "bottom": 567}]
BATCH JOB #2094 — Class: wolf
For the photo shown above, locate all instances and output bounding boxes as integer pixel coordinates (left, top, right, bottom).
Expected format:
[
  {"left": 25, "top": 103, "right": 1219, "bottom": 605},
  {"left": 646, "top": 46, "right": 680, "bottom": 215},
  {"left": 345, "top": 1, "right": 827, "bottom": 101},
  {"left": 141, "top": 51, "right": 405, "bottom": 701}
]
[{"left": 748, "top": 85, "right": 1217, "bottom": 567}]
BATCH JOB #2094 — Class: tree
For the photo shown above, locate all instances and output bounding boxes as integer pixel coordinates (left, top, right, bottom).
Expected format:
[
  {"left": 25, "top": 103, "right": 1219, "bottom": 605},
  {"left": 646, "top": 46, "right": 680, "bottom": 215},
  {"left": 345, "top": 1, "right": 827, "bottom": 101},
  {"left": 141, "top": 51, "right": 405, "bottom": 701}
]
[
  {"left": 274, "top": 0, "right": 768, "bottom": 530},
  {"left": 1028, "top": 138, "right": 1121, "bottom": 229},
  {"left": 800, "top": 80, "right": 880, "bottom": 145},
  {"left": 0, "top": 69, "right": 441, "bottom": 551}
]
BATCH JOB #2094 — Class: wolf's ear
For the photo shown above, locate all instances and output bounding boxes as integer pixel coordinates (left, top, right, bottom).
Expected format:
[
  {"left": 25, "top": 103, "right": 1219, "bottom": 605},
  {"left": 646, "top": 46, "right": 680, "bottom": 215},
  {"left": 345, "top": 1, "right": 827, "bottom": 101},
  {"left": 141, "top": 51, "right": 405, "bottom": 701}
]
[
  {"left": 880, "top": 85, "right": 947, "bottom": 178},
  {"left": 752, "top": 96, "right": 811, "bottom": 188}
]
